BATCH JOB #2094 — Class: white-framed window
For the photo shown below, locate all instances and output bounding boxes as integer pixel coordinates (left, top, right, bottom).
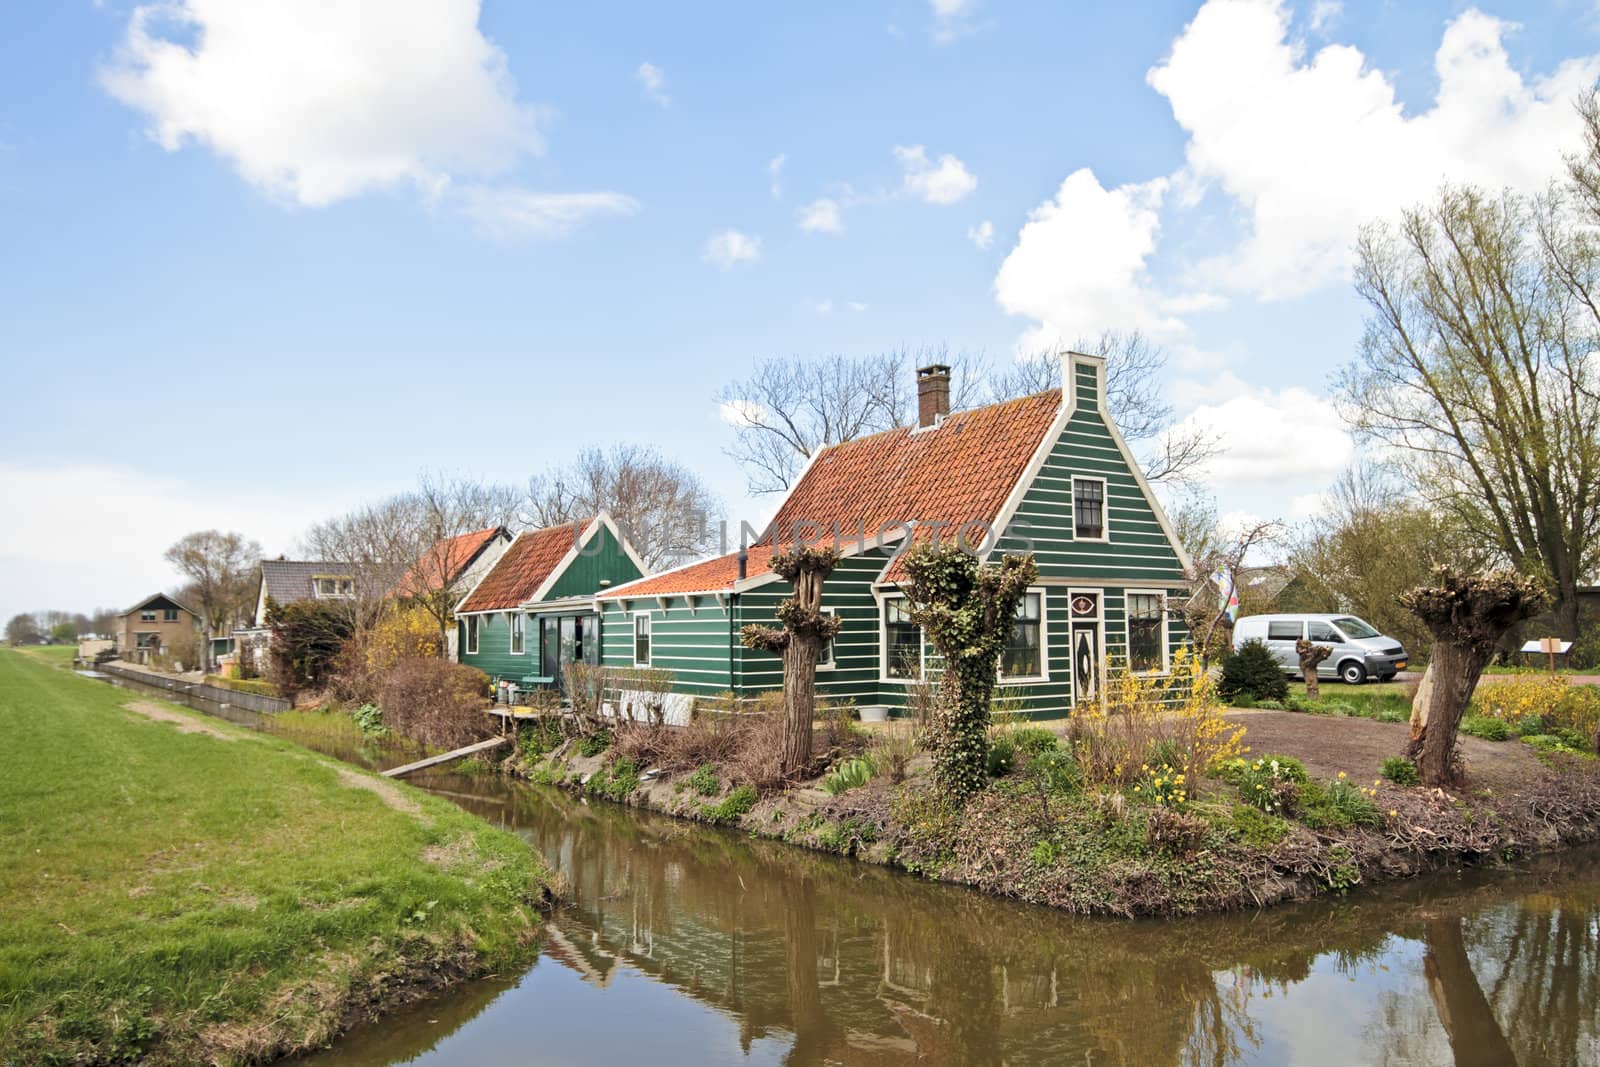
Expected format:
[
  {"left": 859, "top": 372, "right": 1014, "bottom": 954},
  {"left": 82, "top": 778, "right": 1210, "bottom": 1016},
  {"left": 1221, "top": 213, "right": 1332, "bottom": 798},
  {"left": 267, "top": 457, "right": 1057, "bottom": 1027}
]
[
  {"left": 633, "top": 612, "right": 652, "bottom": 667},
  {"left": 140, "top": 610, "right": 157, "bottom": 622},
  {"left": 1000, "top": 590, "right": 1047, "bottom": 682},
  {"left": 1125, "top": 591, "right": 1169, "bottom": 674},
  {"left": 465, "top": 615, "right": 479, "bottom": 655},
  {"left": 817, "top": 608, "right": 837, "bottom": 670},
  {"left": 1073, "top": 477, "right": 1107, "bottom": 541},
  {"left": 881, "top": 595, "right": 924, "bottom": 680},
  {"left": 314, "top": 577, "right": 356, "bottom": 599},
  {"left": 509, "top": 613, "right": 526, "bottom": 655},
  {"left": 163, "top": 608, "right": 179, "bottom": 622}
]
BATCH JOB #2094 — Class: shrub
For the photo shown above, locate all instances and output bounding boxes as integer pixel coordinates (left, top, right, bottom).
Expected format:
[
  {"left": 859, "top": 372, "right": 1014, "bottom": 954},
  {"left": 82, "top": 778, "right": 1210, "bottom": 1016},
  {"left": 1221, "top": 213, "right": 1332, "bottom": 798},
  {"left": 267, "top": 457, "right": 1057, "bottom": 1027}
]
[
  {"left": 1227, "top": 804, "right": 1289, "bottom": 848},
  {"left": 350, "top": 702, "right": 387, "bottom": 738},
  {"left": 586, "top": 757, "right": 641, "bottom": 803},
  {"left": 378, "top": 657, "right": 493, "bottom": 750},
  {"left": 1132, "top": 762, "right": 1190, "bottom": 808},
  {"left": 822, "top": 757, "right": 875, "bottom": 795},
  {"left": 1254, "top": 699, "right": 1285, "bottom": 711},
  {"left": 683, "top": 764, "right": 721, "bottom": 797},
  {"left": 1300, "top": 775, "right": 1381, "bottom": 830},
  {"left": 576, "top": 729, "right": 612, "bottom": 757},
  {"left": 1460, "top": 716, "right": 1513, "bottom": 742},
  {"left": 1318, "top": 701, "right": 1357, "bottom": 718},
  {"left": 1380, "top": 756, "right": 1419, "bottom": 786},
  {"left": 1218, "top": 756, "right": 1306, "bottom": 814},
  {"left": 264, "top": 598, "right": 354, "bottom": 700},
  {"left": 1469, "top": 674, "right": 1571, "bottom": 729},
  {"left": 870, "top": 730, "right": 917, "bottom": 784},
  {"left": 985, "top": 734, "right": 1017, "bottom": 777},
  {"left": 703, "top": 784, "right": 758, "bottom": 824},
  {"left": 1067, "top": 647, "right": 1247, "bottom": 790},
  {"left": 1008, "top": 726, "right": 1061, "bottom": 757},
  {"left": 1218, "top": 640, "right": 1289, "bottom": 703},
  {"left": 516, "top": 717, "right": 563, "bottom": 760}
]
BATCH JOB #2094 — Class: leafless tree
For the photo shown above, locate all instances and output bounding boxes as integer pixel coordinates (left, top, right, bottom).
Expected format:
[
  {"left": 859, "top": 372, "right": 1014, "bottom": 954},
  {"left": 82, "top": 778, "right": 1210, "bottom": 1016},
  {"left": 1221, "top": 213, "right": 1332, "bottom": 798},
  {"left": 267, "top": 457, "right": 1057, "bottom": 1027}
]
[
  {"left": 163, "top": 530, "right": 262, "bottom": 672},
  {"left": 1340, "top": 128, "right": 1600, "bottom": 638},
  {"left": 523, "top": 444, "right": 722, "bottom": 569},
  {"left": 303, "top": 473, "right": 520, "bottom": 637},
  {"left": 1179, "top": 512, "right": 1284, "bottom": 666},
  {"left": 720, "top": 334, "right": 1216, "bottom": 494},
  {"left": 403, "top": 475, "right": 523, "bottom": 650},
  {"left": 716, "top": 346, "right": 987, "bottom": 494}
]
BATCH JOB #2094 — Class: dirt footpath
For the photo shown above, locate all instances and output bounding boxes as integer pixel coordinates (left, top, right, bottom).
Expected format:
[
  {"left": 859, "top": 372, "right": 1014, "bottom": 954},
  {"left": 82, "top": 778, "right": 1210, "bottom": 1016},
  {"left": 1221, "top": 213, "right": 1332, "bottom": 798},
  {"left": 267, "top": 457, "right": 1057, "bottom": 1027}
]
[{"left": 1226, "top": 710, "right": 1550, "bottom": 788}]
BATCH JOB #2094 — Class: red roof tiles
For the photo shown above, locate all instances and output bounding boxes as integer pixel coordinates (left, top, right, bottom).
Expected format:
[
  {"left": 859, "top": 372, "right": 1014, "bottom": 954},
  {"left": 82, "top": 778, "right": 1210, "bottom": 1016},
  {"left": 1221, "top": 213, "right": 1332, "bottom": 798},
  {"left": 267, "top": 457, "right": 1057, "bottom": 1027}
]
[
  {"left": 456, "top": 522, "right": 587, "bottom": 613},
  {"left": 394, "top": 525, "right": 506, "bottom": 599},
  {"left": 602, "top": 389, "right": 1062, "bottom": 597}
]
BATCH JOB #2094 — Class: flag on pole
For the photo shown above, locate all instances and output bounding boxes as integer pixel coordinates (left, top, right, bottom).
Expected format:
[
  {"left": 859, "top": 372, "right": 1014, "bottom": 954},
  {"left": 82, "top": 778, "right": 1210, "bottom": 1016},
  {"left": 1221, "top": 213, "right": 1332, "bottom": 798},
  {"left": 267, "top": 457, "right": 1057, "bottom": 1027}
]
[{"left": 1210, "top": 565, "right": 1239, "bottom": 623}]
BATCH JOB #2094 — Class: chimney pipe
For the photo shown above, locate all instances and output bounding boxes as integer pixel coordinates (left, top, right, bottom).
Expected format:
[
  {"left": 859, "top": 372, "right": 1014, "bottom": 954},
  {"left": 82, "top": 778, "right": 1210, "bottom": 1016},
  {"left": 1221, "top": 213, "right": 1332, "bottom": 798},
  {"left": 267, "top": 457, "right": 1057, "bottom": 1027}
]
[
  {"left": 737, "top": 547, "right": 748, "bottom": 581},
  {"left": 916, "top": 363, "right": 951, "bottom": 428}
]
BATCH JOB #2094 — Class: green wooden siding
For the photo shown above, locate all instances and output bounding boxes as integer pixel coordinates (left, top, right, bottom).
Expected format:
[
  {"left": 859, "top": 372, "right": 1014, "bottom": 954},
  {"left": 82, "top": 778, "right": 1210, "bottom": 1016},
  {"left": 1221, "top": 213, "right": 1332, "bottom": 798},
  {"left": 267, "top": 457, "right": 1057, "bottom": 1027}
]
[
  {"left": 543, "top": 524, "right": 642, "bottom": 600},
  {"left": 600, "top": 598, "right": 737, "bottom": 697},
  {"left": 458, "top": 612, "right": 535, "bottom": 681}
]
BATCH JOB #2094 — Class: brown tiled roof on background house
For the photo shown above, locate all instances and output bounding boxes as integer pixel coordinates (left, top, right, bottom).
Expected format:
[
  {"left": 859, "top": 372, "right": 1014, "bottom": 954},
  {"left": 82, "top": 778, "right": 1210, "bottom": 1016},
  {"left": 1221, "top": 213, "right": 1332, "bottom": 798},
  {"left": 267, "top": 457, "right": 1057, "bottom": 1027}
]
[
  {"left": 393, "top": 525, "right": 506, "bottom": 599},
  {"left": 601, "top": 389, "right": 1063, "bottom": 598},
  {"left": 456, "top": 521, "right": 589, "bottom": 613}
]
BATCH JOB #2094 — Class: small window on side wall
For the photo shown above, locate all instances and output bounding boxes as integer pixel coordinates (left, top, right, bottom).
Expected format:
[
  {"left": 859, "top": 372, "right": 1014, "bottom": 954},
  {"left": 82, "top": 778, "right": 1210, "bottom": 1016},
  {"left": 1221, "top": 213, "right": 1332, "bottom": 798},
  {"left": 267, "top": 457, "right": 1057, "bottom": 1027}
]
[
  {"left": 509, "top": 613, "right": 525, "bottom": 655},
  {"left": 1073, "top": 478, "right": 1106, "bottom": 540},
  {"left": 818, "top": 608, "right": 837, "bottom": 669},
  {"left": 465, "top": 616, "right": 479, "bottom": 655},
  {"left": 1127, "top": 592, "right": 1166, "bottom": 673},
  {"left": 633, "top": 614, "right": 652, "bottom": 667}
]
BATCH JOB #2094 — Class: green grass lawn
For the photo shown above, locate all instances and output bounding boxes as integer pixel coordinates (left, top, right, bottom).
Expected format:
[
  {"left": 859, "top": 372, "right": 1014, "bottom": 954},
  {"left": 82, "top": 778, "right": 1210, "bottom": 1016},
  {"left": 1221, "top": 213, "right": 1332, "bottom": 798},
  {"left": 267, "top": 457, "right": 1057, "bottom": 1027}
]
[
  {"left": 16, "top": 644, "right": 77, "bottom": 668},
  {"left": 0, "top": 648, "right": 547, "bottom": 1065}
]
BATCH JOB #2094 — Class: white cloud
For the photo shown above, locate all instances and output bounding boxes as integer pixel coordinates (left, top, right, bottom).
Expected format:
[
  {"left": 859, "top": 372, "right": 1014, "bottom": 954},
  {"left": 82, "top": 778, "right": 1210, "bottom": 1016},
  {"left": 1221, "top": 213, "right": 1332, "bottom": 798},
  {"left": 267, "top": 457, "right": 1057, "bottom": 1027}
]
[
  {"left": 994, "top": 168, "right": 1177, "bottom": 346},
  {"left": 894, "top": 145, "right": 977, "bottom": 204},
  {"left": 636, "top": 61, "right": 670, "bottom": 107},
  {"left": 1167, "top": 385, "right": 1354, "bottom": 489},
  {"left": 814, "top": 299, "right": 834, "bottom": 315},
  {"left": 719, "top": 398, "right": 766, "bottom": 427},
  {"left": 0, "top": 463, "right": 346, "bottom": 623},
  {"left": 797, "top": 197, "right": 844, "bottom": 234},
  {"left": 1309, "top": 0, "right": 1341, "bottom": 33},
  {"left": 847, "top": 301, "right": 867, "bottom": 312},
  {"left": 99, "top": 0, "right": 633, "bottom": 239},
  {"left": 703, "top": 229, "right": 761, "bottom": 269},
  {"left": 768, "top": 153, "right": 786, "bottom": 200},
  {"left": 454, "top": 186, "right": 639, "bottom": 239},
  {"left": 929, "top": 0, "right": 978, "bottom": 44},
  {"left": 1147, "top": 0, "right": 1600, "bottom": 298},
  {"left": 967, "top": 219, "right": 995, "bottom": 249}
]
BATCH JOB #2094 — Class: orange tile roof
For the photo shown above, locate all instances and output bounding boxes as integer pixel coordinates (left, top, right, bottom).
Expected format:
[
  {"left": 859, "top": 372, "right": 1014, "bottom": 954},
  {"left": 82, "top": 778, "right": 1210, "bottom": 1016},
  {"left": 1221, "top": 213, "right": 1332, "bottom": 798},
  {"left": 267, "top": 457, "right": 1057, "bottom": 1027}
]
[
  {"left": 602, "top": 390, "right": 1062, "bottom": 597},
  {"left": 456, "top": 521, "right": 588, "bottom": 613},
  {"left": 394, "top": 525, "right": 506, "bottom": 599}
]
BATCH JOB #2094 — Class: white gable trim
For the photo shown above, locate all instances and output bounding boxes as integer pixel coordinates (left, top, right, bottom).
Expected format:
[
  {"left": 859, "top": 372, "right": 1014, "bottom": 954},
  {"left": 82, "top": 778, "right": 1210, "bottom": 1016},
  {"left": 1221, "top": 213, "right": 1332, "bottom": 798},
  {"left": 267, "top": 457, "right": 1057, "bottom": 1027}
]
[{"left": 982, "top": 364, "right": 1076, "bottom": 562}]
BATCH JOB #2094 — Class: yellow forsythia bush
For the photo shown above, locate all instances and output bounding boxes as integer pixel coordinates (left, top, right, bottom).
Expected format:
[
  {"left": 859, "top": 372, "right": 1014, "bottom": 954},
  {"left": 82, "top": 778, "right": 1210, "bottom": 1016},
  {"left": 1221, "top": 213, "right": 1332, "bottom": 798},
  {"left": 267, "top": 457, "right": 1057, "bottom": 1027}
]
[
  {"left": 366, "top": 606, "right": 443, "bottom": 675},
  {"left": 1469, "top": 673, "right": 1571, "bottom": 725},
  {"left": 1068, "top": 646, "right": 1247, "bottom": 789}
]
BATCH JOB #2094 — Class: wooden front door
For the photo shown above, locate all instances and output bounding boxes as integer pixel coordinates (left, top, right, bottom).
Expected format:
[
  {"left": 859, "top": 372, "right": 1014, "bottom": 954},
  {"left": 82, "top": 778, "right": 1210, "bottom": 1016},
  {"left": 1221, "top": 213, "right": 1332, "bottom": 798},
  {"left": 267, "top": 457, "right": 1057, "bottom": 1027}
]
[{"left": 1068, "top": 591, "right": 1102, "bottom": 708}]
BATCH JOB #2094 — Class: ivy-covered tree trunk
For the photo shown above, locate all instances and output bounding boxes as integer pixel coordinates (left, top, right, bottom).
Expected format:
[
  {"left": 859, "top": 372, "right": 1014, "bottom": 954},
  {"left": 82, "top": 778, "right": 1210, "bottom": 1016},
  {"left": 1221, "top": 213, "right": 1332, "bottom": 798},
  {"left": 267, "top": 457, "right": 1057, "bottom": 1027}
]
[
  {"left": 741, "top": 546, "right": 842, "bottom": 778},
  {"left": 1400, "top": 567, "right": 1543, "bottom": 787},
  {"left": 904, "top": 545, "right": 1038, "bottom": 803},
  {"left": 1295, "top": 639, "right": 1331, "bottom": 701}
]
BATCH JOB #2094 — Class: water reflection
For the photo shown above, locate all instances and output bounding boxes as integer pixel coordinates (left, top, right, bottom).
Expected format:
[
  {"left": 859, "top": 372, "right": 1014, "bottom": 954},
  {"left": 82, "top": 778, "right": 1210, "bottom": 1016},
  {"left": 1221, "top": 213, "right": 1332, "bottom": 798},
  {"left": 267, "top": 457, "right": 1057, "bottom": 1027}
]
[
  {"left": 303, "top": 768, "right": 1600, "bottom": 1066},
  {"left": 87, "top": 673, "right": 1595, "bottom": 1066}
]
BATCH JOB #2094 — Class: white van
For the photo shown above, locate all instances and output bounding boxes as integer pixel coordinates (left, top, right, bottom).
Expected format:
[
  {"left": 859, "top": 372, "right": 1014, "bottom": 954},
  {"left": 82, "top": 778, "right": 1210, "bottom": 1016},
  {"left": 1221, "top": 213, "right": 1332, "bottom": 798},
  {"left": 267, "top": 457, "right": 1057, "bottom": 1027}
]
[{"left": 1232, "top": 613, "right": 1409, "bottom": 685}]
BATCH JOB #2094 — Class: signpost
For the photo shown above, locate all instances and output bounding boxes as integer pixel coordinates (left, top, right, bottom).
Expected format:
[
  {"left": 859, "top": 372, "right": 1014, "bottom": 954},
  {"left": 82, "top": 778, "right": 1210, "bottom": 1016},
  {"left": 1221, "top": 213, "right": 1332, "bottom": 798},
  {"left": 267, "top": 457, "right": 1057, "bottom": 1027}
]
[{"left": 1519, "top": 638, "right": 1573, "bottom": 672}]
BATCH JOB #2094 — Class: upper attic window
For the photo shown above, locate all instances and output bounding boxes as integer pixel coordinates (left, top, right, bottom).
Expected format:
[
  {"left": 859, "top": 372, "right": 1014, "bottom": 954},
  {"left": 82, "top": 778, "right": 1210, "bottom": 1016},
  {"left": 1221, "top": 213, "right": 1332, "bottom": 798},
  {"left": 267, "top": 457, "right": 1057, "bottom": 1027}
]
[
  {"left": 1073, "top": 477, "right": 1106, "bottom": 541},
  {"left": 314, "top": 577, "right": 355, "bottom": 599}
]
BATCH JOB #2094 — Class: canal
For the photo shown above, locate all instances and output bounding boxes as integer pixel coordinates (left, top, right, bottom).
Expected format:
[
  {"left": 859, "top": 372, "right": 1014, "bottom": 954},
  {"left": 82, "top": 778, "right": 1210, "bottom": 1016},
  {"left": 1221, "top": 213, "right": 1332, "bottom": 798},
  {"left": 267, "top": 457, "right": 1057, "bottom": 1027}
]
[{"left": 87, "top": 671, "right": 1600, "bottom": 1065}]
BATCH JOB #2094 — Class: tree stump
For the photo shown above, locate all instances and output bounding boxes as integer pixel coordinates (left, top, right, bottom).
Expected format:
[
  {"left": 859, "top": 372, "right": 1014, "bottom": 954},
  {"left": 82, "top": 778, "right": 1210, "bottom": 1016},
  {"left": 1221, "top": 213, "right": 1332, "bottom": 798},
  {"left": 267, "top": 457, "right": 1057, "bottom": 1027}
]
[{"left": 1295, "top": 638, "right": 1332, "bottom": 701}]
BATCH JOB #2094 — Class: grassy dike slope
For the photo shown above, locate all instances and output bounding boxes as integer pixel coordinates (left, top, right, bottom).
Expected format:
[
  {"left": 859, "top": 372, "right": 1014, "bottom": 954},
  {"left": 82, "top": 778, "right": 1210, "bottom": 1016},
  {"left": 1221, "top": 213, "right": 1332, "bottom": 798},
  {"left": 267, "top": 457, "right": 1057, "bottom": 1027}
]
[{"left": 0, "top": 649, "right": 548, "bottom": 1065}]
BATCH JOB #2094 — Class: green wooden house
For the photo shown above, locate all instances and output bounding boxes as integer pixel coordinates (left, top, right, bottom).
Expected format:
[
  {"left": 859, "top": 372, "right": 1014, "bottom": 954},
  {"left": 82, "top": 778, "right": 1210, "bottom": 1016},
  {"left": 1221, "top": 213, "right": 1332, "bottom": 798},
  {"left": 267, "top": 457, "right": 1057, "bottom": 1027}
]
[
  {"left": 454, "top": 513, "right": 648, "bottom": 693},
  {"left": 593, "top": 353, "right": 1193, "bottom": 720}
]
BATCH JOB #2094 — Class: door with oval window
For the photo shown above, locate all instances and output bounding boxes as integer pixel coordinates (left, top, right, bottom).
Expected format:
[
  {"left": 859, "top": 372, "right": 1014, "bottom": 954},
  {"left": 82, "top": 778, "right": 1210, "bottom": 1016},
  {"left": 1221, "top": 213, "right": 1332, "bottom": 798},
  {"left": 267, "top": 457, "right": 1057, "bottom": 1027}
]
[{"left": 1069, "top": 591, "right": 1101, "bottom": 708}]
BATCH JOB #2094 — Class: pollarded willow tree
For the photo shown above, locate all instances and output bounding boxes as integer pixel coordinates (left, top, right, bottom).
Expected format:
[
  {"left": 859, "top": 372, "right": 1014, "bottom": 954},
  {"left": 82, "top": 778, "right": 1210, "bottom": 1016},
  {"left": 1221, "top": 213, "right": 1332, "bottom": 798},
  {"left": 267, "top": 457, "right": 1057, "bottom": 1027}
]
[
  {"left": 741, "top": 546, "right": 843, "bottom": 777},
  {"left": 1400, "top": 566, "right": 1544, "bottom": 787},
  {"left": 903, "top": 544, "right": 1038, "bottom": 802}
]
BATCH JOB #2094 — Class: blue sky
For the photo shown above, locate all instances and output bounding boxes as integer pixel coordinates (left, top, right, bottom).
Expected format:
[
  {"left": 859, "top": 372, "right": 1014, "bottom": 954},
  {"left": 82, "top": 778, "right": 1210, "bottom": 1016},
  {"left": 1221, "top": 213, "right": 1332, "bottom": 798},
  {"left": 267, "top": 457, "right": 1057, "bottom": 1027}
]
[{"left": 3, "top": 0, "right": 1598, "bottom": 620}]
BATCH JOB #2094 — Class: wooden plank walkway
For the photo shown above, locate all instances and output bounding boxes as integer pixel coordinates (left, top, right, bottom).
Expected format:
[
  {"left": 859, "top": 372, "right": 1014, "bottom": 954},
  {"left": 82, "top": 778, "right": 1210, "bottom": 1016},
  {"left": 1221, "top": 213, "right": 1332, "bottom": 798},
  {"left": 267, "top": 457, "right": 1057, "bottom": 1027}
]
[{"left": 381, "top": 736, "right": 509, "bottom": 779}]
